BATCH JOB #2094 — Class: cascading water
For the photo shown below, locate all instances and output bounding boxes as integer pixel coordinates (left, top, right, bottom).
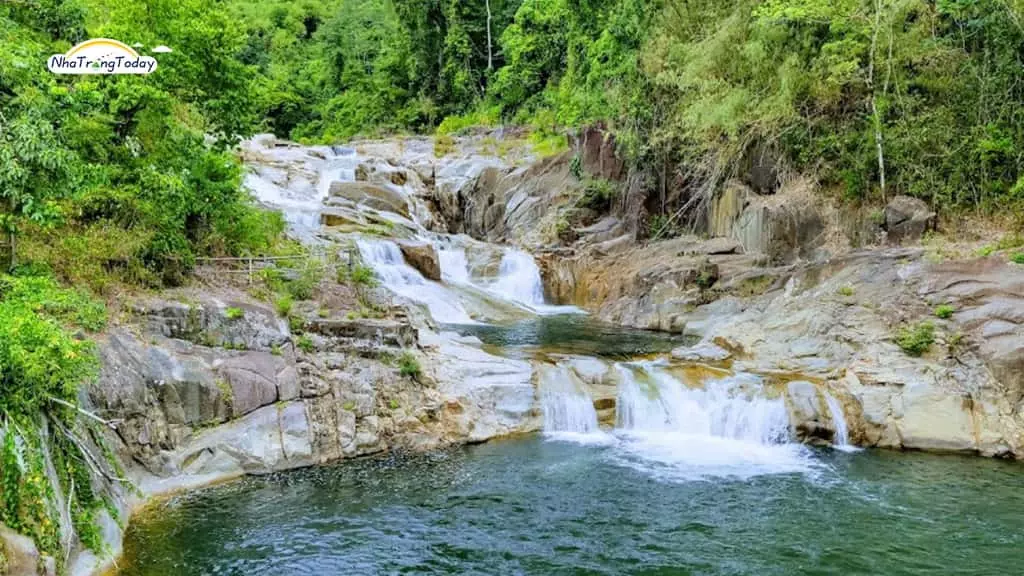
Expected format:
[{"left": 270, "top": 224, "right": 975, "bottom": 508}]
[
  {"left": 539, "top": 365, "right": 602, "bottom": 439},
  {"left": 615, "top": 366, "right": 790, "bottom": 443},
  {"left": 490, "top": 249, "right": 546, "bottom": 307},
  {"left": 824, "top": 392, "right": 859, "bottom": 452},
  {"left": 244, "top": 147, "right": 360, "bottom": 241},
  {"left": 356, "top": 240, "right": 476, "bottom": 324},
  {"left": 438, "top": 247, "right": 471, "bottom": 284},
  {"left": 610, "top": 363, "right": 814, "bottom": 480}
]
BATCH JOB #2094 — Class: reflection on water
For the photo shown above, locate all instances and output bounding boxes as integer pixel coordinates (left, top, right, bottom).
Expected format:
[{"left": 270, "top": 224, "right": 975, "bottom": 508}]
[
  {"left": 119, "top": 436, "right": 1024, "bottom": 576},
  {"left": 444, "top": 314, "right": 692, "bottom": 358}
]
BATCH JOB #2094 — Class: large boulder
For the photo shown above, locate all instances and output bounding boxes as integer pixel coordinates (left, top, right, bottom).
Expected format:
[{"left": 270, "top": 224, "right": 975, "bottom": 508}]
[
  {"left": 398, "top": 241, "right": 442, "bottom": 281},
  {"left": 216, "top": 352, "right": 298, "bottom": 417},
  {"left": 884, "top": 195, "right": 935, "bottom": 244},
  {"left": 328, "top": 181, "right": 409, "bottom": 217},
  {"left": 572, "top": 125, "right": 625, "bottom": 181},
  {"left": 0, "top": 524, "right": 50, "bottom": 576},
  {"left": 132, "top": 299, "right": 289, "bottom": 351},
  {"left": 783, "top": 381, "right": 833, "bottom": 444},
  {"left": 671, "top": 342, "right": 732, "bottom": 363},
  {"left": 701, "top": 250, "right": 1024, "bottom": 458}
]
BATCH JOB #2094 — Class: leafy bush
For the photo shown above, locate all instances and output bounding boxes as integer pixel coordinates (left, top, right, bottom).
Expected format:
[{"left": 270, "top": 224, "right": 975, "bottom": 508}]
[
  {"left": 287, "top": 265, "right": 323, "bottom": 300},
  {"left": 0, "top": 274, "right": 108, "bottom": 555},
  {"left": 895, "top": 322, "right": 935, "bottom": 357},
  {"left": 647, "top": 214, "right": 678, "bottom": 240},
  {"left": 1011, "top": 252, "right": 1024, "bottom": 265},
  {"left": 577, "top": 178, "right": 618, "bottom": 212},
  {"left": 225, "top": 307, "right": 245, "bottom": 320},
  {"left": 837, "top": 286, "right": 855, "bottom": 297},
  {"left": 275, "top": 295, "right": 294, "bottom": 317},
  {"left": 934, "top": 304, "right": 955, "bottom": 319}
]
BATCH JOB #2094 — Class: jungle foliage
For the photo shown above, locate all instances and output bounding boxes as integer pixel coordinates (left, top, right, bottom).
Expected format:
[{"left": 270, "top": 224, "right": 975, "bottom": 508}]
[{"left": 232, "top": 0, "right": 1024, "bottom": 213}]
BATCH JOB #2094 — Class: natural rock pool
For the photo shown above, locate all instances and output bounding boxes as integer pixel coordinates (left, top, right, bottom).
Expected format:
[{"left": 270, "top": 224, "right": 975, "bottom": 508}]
[{"left": 118, "top": 435, "right": 1024, "bottom": 575}]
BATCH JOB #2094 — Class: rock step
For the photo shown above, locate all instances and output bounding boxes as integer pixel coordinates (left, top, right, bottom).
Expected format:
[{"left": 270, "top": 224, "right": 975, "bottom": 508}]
[{"left": 301, "top": 318, "right": 416, "bottom": 348}]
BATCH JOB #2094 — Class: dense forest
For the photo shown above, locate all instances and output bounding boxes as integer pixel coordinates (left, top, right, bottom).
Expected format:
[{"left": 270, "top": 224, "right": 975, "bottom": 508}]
[
  {"left": 1, "top": 0, "right": 1024, "bottom": 562},
  {"left": 237, "top": 0, "right": 1024, "bottom": 211}
]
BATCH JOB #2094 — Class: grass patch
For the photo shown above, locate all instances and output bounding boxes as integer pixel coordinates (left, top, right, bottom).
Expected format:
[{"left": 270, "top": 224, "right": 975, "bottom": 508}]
[
  {"left": 894, "top": 321, "right": 935, "bottom": 357},
  {"left": 398, "top": 350, "right": 422, "bottom": 380},
  {"left": 837, "top": 286, "right": 855, "bottom": 297},
  {"left": 934, "top": 304, "right": 955, "bottom": 319},
  {"left": 434, "top": 135, "right": 456, "bottom": 158},
  {"left": 225, "top": 307, "right": 244, "bottom": 320},
  {"left": 350, "top": 264, "right": 378, "bottom": 288},
  {"left": 436, "top": 107, "right": 500, "bottom": 136},
  {"left": 529, "top": 131, "right": 568, "bottom": 157},
  {"left": 275, "top": 295, "right": 294, "bottom": 317},
  {"left": 1011, "top": 252, "right": 1024, "bottom": 265},
  {"left": 296, "top": 335, "right": 314, "bottom": 354},
  {"left": 735, "top": 275, "right": 774, "bottom": 297}
]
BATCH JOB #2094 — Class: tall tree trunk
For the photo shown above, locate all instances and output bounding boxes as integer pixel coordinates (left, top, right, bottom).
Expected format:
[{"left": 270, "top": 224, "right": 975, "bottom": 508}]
[
  {"left": 868, "top": 0, "right": 887, "bottom": 203},
  {"left": 486, "top": 0, "right": 493, "bottom": 70},
  {"left": 7, "top": 195, "right": 15, "bottom": 271}
]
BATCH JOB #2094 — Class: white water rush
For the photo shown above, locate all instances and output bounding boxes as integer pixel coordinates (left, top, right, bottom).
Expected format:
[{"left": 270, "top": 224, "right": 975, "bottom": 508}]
[
  {"left": 539, "top": 362, "right": 816, "bottom": 480},
  {"left": 539, "top": 366, "right": 601, "bottom": 433},
  {"left": 825, "top": 391, "right": 859, "bottom": 452},
  {"left": 356, "top": 240, "right": 476, "bottom": 324},
  {"left": 491, "top": 249, "right": 546, "bottom": 307}
]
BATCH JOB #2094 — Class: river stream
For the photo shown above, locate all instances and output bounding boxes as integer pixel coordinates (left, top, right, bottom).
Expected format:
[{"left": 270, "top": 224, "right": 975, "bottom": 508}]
[{"left": 115, "top": 139, "right": 1024, "bottom": 575}]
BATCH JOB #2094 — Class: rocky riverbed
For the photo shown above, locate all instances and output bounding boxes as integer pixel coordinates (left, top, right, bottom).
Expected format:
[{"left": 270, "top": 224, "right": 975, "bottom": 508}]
[{"left": 4, "top": 132, "right": 1022, "bottom": 575}]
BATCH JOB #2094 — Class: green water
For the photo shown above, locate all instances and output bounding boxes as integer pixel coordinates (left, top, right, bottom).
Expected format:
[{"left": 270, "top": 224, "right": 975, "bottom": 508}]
[
  {"left": 119, "top": 436, "right": 1024, "bottom": 575},
  {"left": 445, "top": 314, "right": 691, "bottom": 358}
]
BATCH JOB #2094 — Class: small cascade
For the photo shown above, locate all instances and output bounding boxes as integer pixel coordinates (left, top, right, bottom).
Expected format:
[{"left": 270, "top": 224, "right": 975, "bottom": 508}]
[
  {"left": 356, "top": 239, "right": 476, "bottom": 324},
  {"left": 438, "top": 247, "right": 471, "bottom": 284},
  {"left": 824, "top": 392, "right": 857, "bottom": 451},
  {"left": 610, "top": 364, "right": 813, "bottom": 480},
  {"left": 245, "top": 151, "right": 359, "bottom": 241},
  {"left": 539, "top": 365, "right": 601, "bottom": 436},
  {"left": 491, "top": 249, "right": 546, "bottom": 307},
  {"left": 615, "top": 365, "right": 790, "bottom": 444}
]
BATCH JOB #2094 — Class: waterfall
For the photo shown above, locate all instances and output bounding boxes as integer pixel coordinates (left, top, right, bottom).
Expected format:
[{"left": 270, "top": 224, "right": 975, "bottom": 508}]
[
  {"left": 245, "top": 151, "right": 358, "bottom": 241},
  {"left": 491, "top": 249, "right": 546, "bottom": 307},
  {"left": 356, "top": 239, "right": 476, "bottom": 324},
  {"left": 615, "top": 366, "right": 790, "bottom": 444},
  {"left": 438, "top": 247, "right": 471, "bottom": 284},
  {"left": 609, "top": 363, "right": 814, "bottom": 480},
  {"left": 824, "top": 392, "right": 858, "bottom": 451},
  {"left": 539, "top": 365, "right": 601, "bottom": 435}
]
